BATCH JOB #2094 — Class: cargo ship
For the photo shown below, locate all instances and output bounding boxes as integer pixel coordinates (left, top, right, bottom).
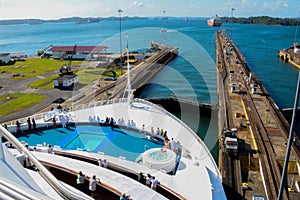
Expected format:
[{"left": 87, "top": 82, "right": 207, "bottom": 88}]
[{"left": 207, "top": 15, "right": 222, "bottom": 27}]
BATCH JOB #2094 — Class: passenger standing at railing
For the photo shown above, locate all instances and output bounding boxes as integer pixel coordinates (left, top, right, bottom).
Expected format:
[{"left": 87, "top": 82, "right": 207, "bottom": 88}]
[
  {"left": 151, "top": 176, "right": 160, "bottom": 191},
  {"left": 120, "top": 118, "right": 125, "bottom": 125},
  {"left": 131, "top": 120, "right": 136, "bottom": 127},
  {"left": 110, "top": 117, "right": 115, "bottom": 130},
  {"left": 127, "top": 120, "right": 131, "bottom": 127},
  {"left": 65, "top": 115, "right": 70, "bottom": 126},
  {"left": 101, "top": 159, "right": 108, "bottom": 168},
  {"left": 60, "top": 115, "right": 66, "bottom": 128},
  {"left": 98, "top": 159, "right": 102, "bottom": 167},
  {"left": 164, "top": 137, "right": 171, "bottom": 149},
  {"left": 160, "top": 128, "right": 164, "bottom": 136},
  {"left": 141, "top": 124, "right": 146, "bottom": 137},
  {"left": 16, "top": 120, "right": 22, "bottom": 134},
  {"left": 156, "top": 127, "right": 160, "bottom": 136},
  {"left": 163, "top": 131, "right": 168, "bottom": 138},
  {"left": 32, "top": 118, "right": 36, "bottom": 130},
  {"left": 76, "top": 171, "right": 86, "bottom": 192},
  {"left": 52, "top": 117, "right": 56, "bottom": 129},
  {"left": 151, "top": 127, "right": 155, "bottom": 138},
  {"left": 89, "top": 175, "right": 100, "bottom": 198},
  {"left": 47, "top": 145, "right": 53, "bottom": 154},
  {"left": 27, "top": 117, "right": 32, "bottom": 132},
  {"left": 145, "top": 174, "right": 153, "bottom": 187},
  {"left": 137, "top": 172, "right": 144, "bottom": 183},
  {"left": 170, "top": 138, "right": 175, "bottom": 151}
]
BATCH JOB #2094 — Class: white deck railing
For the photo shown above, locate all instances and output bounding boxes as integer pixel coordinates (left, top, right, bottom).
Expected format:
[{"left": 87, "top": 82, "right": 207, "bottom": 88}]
[
  {"left": 0, "top": 125, "right": 93, "bottom": 200},
  {"left": 4, "top": 98, "right": 219, "bottom": 175}
]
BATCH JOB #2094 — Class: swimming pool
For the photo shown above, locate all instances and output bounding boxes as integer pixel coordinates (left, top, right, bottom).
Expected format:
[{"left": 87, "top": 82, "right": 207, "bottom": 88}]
[{"left": 16, "top": 124, "right": 163, "bottom": 161}]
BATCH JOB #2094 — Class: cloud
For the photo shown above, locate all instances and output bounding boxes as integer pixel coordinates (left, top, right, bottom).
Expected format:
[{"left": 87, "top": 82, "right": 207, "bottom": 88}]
[
  {"left": 125, "top": 1, "right": 144, "bottom": 10},
  {"left": 275, "top": 0, "right": 290, "bottom": 9},
  {"left": 0, "top": 1, "right": 15, "bottom": 8},
  {"left": 261, "top": 0, "right": 290, "bottom": 12}
]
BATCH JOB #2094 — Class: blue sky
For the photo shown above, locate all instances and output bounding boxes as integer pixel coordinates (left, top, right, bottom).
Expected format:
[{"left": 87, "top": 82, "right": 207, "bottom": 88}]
[{"left": 0, "top": 0, "right": 299, "bottom": 19}]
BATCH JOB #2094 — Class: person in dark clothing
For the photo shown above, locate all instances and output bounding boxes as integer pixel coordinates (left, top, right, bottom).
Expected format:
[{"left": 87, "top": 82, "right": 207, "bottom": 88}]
[
  {"left": 27, "top": 117, "right": 32, "bottom": 132},
  {"left": 137, "top": 172, "right": 144, "bottom": 183},
  {"left": 16, "top": 120, "right": 21, "bottom": 134},
  {"left": 32, "top": 118, "right": 36, "bottom": 130},
  {"left": 105, "top": 117, "right": 109, "bottom": 124},
  {"left": 110, "top": 117, "right": 114, "bottom": 130}
]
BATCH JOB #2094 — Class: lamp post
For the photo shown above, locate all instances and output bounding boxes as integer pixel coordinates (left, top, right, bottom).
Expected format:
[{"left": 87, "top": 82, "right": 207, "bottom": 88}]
[
  {"left": 118, "top": 9, "right": 123, "bottom": 69},
  {"left": 230, "top": 8, "right": 235, "bottom": 39},
  {"left": 163, "top": 10, "right": 166, "bottom": 44},
  {"left": 294, "top": 11, "right": 299, "bottom": 44}
]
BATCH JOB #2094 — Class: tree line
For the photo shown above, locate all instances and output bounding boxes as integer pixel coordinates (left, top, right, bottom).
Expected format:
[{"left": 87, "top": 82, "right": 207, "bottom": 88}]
[{"left": 221, "top": 16, "right": 298, "bottom": 26}]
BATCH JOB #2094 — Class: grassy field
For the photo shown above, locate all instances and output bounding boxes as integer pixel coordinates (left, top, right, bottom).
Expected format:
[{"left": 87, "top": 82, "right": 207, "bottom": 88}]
[
  {"left": 1, "top": 57, "right": 82, "bottom": 80},
  {"left": 76, "top": 67, "right": 124, "bottom": 85},
  {"left": 29, "top": 74, "right": 59, "bottom": 89},
  {"left": 0, "top": 93, "right": 46, "bottom": 117},
  {"left": 0, "top": 58, "right": 125, "bottom": 117}
]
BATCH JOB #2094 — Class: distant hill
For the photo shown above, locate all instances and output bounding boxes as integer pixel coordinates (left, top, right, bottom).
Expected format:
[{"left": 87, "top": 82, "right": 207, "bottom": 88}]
[
  {"left": 0, "top": 16, "right": 148, "bottom": 26},
  {"left": 220, "top": 16, "right": 298, "bottom": 26}
]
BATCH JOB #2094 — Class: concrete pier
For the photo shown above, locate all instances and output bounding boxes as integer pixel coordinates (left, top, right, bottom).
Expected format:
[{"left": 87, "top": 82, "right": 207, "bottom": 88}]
[
  {"left": 216, "top": 30, "right": 300, "bottom": 200},
  {"left": 72, "top": 42, "right": 178, "bottom": 105},
  {"left": 279, "top": 48, "right": 300, "bottom": 69}
]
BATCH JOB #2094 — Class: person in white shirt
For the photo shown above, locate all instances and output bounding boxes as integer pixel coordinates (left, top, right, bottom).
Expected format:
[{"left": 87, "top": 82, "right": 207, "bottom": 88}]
[
  {"left": 151, "top": 176, "right": 160, "bottom": 190},
  {"left": 47, "top": 145, "right": 53, "bottom": 154},
  {"left": 98, "top": 159, "right": 102, "bottom": 167},
  {"left": 101, "top": 159, "right": 108, "bottom": 168},
  {"left": 60, "top": 115, "right": 66, "bottom": 128},
  {"left": 145, "top": 174, "right": 153, "bottom": 187},
  {"left": 76, "top": 171, "right": 86, "bottom": 192},
  {"left": 89, "top": 175, "right": 100, "bottom": 198},
  {"left": 170, "top": 138, "right": 176, "bottom": 151},
  {"left": 127, "top": 120, "right": 131, "bottom": 127},
  {"left": 131, "top": 120, "right": 136, "bottom": 127}
]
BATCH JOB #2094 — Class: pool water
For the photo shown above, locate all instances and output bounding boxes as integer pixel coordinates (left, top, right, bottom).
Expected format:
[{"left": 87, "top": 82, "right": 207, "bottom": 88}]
[
  {"left": 149, "top": 150, "right": 169, "bottom": 161},
  {"left": 16, "top": 124, "right": 163, "bottom": 161}
]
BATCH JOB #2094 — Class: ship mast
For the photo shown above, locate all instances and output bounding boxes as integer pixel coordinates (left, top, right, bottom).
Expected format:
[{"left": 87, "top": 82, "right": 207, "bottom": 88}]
[{"left": 123, "top": 34, "right": 135, "bottom": 108}]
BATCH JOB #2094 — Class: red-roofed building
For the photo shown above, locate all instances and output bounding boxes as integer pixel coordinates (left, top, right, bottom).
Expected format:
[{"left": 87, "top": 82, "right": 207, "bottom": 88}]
[{"left": 50, "top": 46, "right": 108, "bottom": 60}]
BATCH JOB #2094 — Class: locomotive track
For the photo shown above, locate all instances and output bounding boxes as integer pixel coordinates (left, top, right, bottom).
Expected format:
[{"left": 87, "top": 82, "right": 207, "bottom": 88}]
[{"left": 216, "top": 30, "right": 300, "bottom": 199}]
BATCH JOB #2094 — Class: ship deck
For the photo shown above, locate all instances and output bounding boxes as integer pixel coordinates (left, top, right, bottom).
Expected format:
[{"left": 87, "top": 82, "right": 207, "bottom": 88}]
[{"left": 7, "top": 98, "right": 226, "bottom": 199}]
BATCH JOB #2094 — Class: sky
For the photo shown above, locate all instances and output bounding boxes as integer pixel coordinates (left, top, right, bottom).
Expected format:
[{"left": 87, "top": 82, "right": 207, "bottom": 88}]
[{"left": 0, "top": 0, "right": 299, "bottom": 20}]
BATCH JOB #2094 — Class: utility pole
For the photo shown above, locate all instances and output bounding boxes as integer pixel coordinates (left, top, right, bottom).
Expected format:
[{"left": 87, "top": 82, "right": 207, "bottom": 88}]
[
  {"left": 230, "top": 8, "right": 235, "bottom": 39},
  {"left": 118, "top": 9, "right": 123, "bottom": 69}
]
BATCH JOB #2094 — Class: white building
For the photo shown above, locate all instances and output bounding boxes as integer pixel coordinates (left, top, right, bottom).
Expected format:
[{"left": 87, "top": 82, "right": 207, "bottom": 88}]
[
  {"left": 50, "top": 46, "right": 108, "bottom": 60},
  {"left": 0, "top": 53, "right": 11, "bottom": 64},
  {"left": 53, "top": 74, "right": 78, "bottom": 90}
]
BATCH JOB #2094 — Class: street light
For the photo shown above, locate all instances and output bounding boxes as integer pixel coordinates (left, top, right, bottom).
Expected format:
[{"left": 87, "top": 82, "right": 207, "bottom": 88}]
[
  {"left": 294, "top": 11, "right": 299, "bottom": 44},
  {"left": 162, "top": 10, "right": 166, "bottom": 44},
  {"left": 230, "top": 8, "right": 235, "bottom": 39},
  {"left": 118, "top": 9, "right": 123, "bottom": 69}
]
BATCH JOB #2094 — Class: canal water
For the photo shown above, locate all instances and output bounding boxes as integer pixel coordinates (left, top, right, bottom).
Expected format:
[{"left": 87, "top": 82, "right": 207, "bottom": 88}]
[{"left": 0, "top": 18, "right": 299, "bottom": 159}]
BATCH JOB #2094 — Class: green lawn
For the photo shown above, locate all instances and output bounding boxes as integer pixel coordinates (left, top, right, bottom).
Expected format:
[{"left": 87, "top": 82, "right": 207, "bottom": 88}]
[
  {"left": 0, "top": 58, "right": 82, "bottom": 80},
  {"left": 0, "top": 93, "right": 46, "bottom": 117},
  {"left": 29, "top": 74, "right": 59, "bottom": 89},
  {"left": 76, "top": 67, "right": 125, "bottom": 85},
  {"left": 0, "top": 58, "right": 127, "bottom": 117}
]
